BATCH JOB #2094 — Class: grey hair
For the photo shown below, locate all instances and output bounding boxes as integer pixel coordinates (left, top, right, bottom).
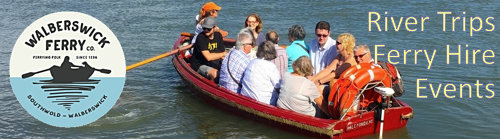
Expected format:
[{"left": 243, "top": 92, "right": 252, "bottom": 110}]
[
  {"left": 292, "top": 56, "right": 313, "bottom": 76},
  {"left": 288, "top": 25, "right": 306, "bottom": 40},
  {"left": 354, "top": 44, "right": 371, "bottom": 54},
  {"left": 235, "top": 28, "right": 253, "bottom": 50},
  {"left": 256, "top": 41, "right": 277, "bottom": 60}
]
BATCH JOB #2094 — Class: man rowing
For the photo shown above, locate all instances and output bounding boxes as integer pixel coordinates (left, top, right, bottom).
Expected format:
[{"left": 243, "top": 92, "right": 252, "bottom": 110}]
[
  {"left": 60, "top": 56, "right": 81, "bottom": 69},
  {"left": 189, "top": 17, "right": 227, "bottom": 82}
]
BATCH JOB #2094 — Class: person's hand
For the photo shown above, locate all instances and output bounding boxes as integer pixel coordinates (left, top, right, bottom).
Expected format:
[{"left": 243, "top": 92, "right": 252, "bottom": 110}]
[
  {"left": 306, "top": 75, "right": 314, "bottom": 80},
  {"left": 220, "top": 51, "right": 228, "bottom": 60},
  {"left": 314, "top": 80, "right": 321, "bottom": 86}
]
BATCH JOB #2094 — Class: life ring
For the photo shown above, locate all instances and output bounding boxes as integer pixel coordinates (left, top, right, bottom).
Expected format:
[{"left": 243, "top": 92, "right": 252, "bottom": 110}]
[{"left": 327, "top": 65, "right": 392, "bottom": 119}]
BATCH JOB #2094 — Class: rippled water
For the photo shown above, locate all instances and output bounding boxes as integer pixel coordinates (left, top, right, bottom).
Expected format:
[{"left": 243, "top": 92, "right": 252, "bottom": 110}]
[{"left": 1, "top": 0, "right": 499, "bottom": 138}]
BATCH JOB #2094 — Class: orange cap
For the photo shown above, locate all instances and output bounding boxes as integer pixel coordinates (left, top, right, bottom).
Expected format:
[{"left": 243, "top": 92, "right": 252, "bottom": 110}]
[{"left": 202, "top": 2, "right": 221, "bottom": 13}]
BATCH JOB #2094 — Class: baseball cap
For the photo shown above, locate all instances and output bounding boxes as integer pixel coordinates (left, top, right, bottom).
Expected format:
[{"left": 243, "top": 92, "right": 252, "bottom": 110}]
[
  {"left": 202, "top": 2, "right": 221, "bottom": 13},
  {"left": 202, "top": 17, "right": 217, "bottom": 28}
]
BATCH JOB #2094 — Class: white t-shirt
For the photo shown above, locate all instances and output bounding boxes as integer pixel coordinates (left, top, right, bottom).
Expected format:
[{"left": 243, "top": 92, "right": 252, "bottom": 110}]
[
  {"left": 240, "top": 58, "right": 281, "bottom": 105},
  {"left": 277, "top": 73, "right": 320, "bottom": 116},
  {"left": 191, "top": 24, "right": 203, "bottom": 44}
]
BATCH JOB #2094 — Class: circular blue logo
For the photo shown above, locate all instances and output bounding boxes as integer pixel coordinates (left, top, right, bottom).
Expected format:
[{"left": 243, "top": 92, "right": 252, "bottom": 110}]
[{"left": 10, "top": 12, "right": 126, "bottom": 127}]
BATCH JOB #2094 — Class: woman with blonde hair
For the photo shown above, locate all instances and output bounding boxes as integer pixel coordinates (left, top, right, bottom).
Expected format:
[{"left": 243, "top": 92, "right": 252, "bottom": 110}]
[
  {"left": 312, "top": 33, "right": 356, "bottom": 85},
  {"left": 311, "top": 33, "right": 357, "bottom": 116}
]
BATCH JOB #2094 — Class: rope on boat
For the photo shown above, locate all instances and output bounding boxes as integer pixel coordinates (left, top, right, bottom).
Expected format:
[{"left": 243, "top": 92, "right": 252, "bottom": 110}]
[
  {"left": 339, "top": 81, "right": 383, "bottom": 120},
  {"left": 401, "top": 112, "right": 414, "bottom": 119},
  {"left": 331, "top": 129, "right": 343, "bottom": 136}
]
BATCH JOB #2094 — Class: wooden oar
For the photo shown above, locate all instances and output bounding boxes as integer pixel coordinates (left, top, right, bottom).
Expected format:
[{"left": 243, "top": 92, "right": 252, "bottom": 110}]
[
  {"left": 21, "top": 67, "right": 52, "bottom": 79},
  {"left": 126, "top": 43, "right": 192, "bottom": 71},
  {"left": 126, "top": 32, "right": 233, "bottom": 71}
]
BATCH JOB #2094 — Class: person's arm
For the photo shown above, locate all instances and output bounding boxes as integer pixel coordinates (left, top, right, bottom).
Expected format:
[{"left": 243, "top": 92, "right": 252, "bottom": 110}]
[
  {"left": 201, "top": 50, "right": 227, "bottom": 61},
  {"left": 214, "top": 27, "right": 228, "bottom": 38},
  {"left": 319, "top": 71, "right": 337, "bottom": 84},
  {"left": 305, "top": 79, "right": 321, "bottom": 99},
  {"left": 312, "top": 55, "right": 341, "bottom": 83},
  {"left": 197, "top": 33, "right": 227, "bottom": 61},
  {"left": 310, "top": 80, "right": 329, "bottom": 116},
  {"left": 180, "top": 44, "right": 193, "bottom": 53},
  {"left": 70, "top": 62, "right": 84, "bottom": 68},
  {"left": 270, "top": 64, "right": 281, "bottom": 89}
]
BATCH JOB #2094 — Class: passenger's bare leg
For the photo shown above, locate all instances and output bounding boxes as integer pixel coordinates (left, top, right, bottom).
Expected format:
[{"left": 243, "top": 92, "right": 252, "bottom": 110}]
[
  {"left": 315, "top": 86, "right": 332, "bottom": 118},
  {"left": 208, "top": 69, "right": 218, "bottom": 80}
]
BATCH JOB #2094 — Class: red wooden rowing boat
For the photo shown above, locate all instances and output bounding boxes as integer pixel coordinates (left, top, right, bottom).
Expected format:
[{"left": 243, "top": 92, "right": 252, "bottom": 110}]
[{"left": 171, "top": 33, "right": 414, "bottom": 138}]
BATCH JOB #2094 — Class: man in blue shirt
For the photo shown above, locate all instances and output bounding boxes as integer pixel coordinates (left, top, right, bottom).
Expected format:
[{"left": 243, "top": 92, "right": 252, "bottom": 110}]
[
  {"left": 219, "top": 29, "right": 253, "bottom": 93},
  {"left": 309, "top": 21, "right": 337, "bottom": 74}
]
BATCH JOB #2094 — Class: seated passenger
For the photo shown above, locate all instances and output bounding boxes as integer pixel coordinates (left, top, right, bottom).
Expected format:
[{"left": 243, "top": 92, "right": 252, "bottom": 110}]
[
  {"left": 219, "top": 29, "right": 253, "bottom": 93},
  {"left": 354, "top": 44, "right": 374, "bottom": 64},
  {"left": 309, "top": 21, "right": 337, "bottom": 74},
  {"left": 277, "top": 56, "right": 322, "bottom": 117},
  {"left": 355, "top": 44, "right": 395, "bottom": 109},
  {"left": 266, "top": 30, "right": 288, "bottom": 78},
  {"left": 312, "top": 33, "right": 357, "bottom": 85},
  {"left": 60, "top": 56, "right": 78, "bottom": 69},
  {"left": 240, "top": 41, "right": 281, "bottom": 106},
  {"left": 244, "top": 13, "right": 266, "bottom": 47},
  {"left": 311, "top": 33, "right": 357, "bottom": 115},
  {"left": 286, "top": 25, "right": 309, "bottom": 72},
  {"left": 190, "top": 17, "right": 227, "bottom": 81},
  {"left": 192, "top": 2, "right": 228, "bottom": 44}
]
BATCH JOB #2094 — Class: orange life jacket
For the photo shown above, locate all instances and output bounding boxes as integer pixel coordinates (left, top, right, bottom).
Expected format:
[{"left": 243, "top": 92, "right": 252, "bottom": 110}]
[{"left": 327, "top": 63, "right": 392, "bottom": 119}]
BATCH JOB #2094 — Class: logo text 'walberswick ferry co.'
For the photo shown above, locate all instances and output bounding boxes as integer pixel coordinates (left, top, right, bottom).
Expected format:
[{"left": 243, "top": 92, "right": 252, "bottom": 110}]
[{"left": 10, "top": 12, "right": 126, "bottom": 127}]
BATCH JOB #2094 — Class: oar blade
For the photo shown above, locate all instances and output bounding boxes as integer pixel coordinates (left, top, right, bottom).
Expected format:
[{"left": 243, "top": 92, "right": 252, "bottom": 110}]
[
  {"left": 21, "top": 67, "right": 52, "bottom": 79},
  {"left": 22, "top": 72, "right": 35, "bottom": 79},
  {"left": 97, "top": 69, "right": 111, "bottom": 74}
]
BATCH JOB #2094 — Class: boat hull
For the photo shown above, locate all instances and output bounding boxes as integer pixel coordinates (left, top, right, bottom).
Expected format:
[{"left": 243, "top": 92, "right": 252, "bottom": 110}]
[
  {"left": 49, "top": 66, "right": 94, "bottom": 83},
  {"left": 171, "top": 34, "right": 413, "bottom": 138}
]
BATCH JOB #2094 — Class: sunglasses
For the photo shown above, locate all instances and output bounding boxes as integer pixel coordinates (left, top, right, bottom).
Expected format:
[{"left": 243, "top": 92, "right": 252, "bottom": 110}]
[
  {"left": 243, "top": 42, "right": 254, "bottom": 46},
  {"left": 246, "top": 20, "right": 258, "bottom": 24},
  {"left": 203, "top": 27, "right": 213, "bottom": 31},
  {"left": 354, "top": 52, "right": 368, "bottom": 59},
  {"left": 316, "top": 34, "right": 328, "bottom": 38},
  {"left": 336, "top": 41, "right": 342, "bottom": 45}
]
